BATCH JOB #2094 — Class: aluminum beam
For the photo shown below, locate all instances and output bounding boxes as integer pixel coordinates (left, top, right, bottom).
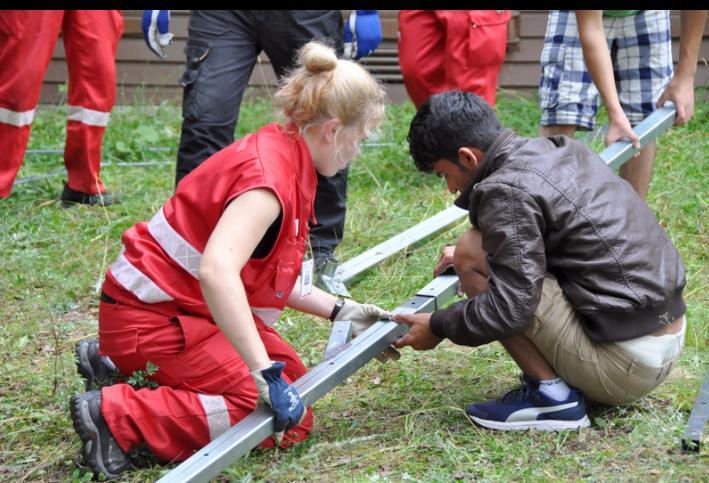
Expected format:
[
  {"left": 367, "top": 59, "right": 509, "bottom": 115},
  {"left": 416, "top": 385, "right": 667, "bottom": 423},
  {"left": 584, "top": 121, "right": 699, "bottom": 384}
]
[
  {"left": 158, "top": 275, "right": 459, "bottom": 483},
  {"left": 336, "top": 205, "right": 468, "bottom": 286},
  {"left": 599, "top": 102, "right": 676, "bottom": 168}
]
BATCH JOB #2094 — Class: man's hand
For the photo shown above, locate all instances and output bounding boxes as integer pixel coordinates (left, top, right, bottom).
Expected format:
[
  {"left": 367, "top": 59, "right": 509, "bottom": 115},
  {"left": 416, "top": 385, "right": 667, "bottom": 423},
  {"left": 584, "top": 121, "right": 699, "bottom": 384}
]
[
  {"left": 343, "top": 10, "right": 382, "bottom": 60},
  {"left": 142, "top": 10, "right": 174, "bottom": 59},
  {"left": 393, "top": 313, "right": 443, "bottom": 351},
  {"left": 657, "top": 76, "right": 695, "bottom": 125},
  {"left": 433, "top": 245, "right": 455, "bottom": 277},
  {"left": 335, "top": 300, "right": 400, "bottom": 362},
  {"left": 606, "top": 112, "right": 640, "bottom": 148},
  {"left": 251, "top": 361, "right": 305, "bottom": 445}
]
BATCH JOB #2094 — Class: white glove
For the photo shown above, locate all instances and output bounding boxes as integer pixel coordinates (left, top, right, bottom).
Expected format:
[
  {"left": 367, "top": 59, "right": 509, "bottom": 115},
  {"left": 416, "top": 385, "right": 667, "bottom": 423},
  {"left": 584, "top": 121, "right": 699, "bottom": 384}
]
[{"left": 335, "top": 300, "right": 401, "bottom": 362}]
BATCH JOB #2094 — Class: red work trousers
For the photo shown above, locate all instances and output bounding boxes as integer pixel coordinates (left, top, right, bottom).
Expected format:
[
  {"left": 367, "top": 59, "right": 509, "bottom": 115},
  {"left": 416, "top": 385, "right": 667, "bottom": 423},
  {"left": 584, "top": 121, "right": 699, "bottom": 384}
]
[
  {"left": 97, "top": 300, "right": 313, "bottom": 462},
  {"left": 398, "top": 10, "right": 510, "bottom": 109},
  {"left": 0, "top": 10, "right": 123, "bottom": 198}
]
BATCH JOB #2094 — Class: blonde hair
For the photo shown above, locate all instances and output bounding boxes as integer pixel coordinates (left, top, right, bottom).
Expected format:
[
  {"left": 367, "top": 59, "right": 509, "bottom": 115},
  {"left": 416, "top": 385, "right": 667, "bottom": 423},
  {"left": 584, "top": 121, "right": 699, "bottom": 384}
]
[{"left": 273, "top": 41, "right": 386, "bottom": 142}]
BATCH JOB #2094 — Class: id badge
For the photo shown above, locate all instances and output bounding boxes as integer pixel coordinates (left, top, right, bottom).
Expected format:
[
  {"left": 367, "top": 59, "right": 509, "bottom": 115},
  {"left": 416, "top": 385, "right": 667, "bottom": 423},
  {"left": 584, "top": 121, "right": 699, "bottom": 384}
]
[{"left": 300, "top": 257, "right": 314, "bottom": 297}]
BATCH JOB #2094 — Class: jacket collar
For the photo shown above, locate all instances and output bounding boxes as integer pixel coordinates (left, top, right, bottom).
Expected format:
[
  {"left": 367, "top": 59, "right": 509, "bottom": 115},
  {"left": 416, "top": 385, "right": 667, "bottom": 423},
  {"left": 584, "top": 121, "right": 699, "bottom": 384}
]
[{"left": 454, "top": 128, "right": 518, "bottom": 209}]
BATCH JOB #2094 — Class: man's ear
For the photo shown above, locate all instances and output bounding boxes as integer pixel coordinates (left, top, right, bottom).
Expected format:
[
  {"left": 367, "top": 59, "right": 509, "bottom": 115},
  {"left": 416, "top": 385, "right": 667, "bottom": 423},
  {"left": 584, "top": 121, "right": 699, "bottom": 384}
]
[{"left": 457, "top": 147, "right": 485, "bottom": 172}]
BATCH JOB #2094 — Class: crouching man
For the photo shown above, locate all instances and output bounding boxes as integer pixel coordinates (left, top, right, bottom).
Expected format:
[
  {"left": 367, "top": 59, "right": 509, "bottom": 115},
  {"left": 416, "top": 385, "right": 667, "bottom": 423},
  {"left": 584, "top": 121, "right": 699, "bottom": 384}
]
[{"left": 394, "top": 90, "right": 687, "bottom": 431}]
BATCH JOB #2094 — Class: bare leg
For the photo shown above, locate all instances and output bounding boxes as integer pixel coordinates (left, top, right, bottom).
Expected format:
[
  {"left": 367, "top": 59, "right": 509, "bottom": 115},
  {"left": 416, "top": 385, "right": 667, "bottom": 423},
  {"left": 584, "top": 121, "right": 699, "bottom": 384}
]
[
  {"left": 499, "top": 335, "right": 558, "bottom": 380},
  {"left": 540, "top": 124, "right": 577, "bottom": 138},
  {"left": 453, "top": 228, "right": 558, "bottom": 380},
  {"left": 619, "top": 140, "right": 656, "bottom": 199}
]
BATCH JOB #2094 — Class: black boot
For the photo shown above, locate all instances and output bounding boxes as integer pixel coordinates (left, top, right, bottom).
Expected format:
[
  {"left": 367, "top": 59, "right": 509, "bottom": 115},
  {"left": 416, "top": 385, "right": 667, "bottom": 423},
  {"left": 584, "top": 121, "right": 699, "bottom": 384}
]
[
  {"left": 75, "top": 338, "right": 119, "bottom": 391},
  {"left": 70, "top": 390, "right": 131, "bottom": 480},
  {"left": 60, "top": 183, "right": 122, "bottom": 207}
]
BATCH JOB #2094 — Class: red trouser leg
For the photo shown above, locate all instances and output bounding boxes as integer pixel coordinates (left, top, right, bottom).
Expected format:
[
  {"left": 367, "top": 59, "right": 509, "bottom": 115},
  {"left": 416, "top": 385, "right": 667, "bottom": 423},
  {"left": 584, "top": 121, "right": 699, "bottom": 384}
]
[
  {"left": 61, "top": 10, "right": 123, "bottom": 194},
  {"left": 0, "top": 11, "right": 63, "bottom": 197},
  {"left": 97, "top": 302, "right": 313, "bottom": 462},
  {"left": 398, "top": 10, "right": 448, "bottom": 109}
]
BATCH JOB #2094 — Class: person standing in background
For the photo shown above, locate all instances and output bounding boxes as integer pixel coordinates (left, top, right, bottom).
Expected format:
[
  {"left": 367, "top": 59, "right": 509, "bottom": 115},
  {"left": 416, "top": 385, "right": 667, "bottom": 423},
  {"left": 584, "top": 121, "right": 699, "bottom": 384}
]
[
  {"left": 142, "top": 10, "right": 382, "bottom": 281},
  {"left": 0, "top": 10, "right": 124, "bottom": 205},
  {"left": 539, "top": 10, "right": 707, "bottom": 199},
  {"left": 397, "top": 10, "right": 511, "bottom": 109}
]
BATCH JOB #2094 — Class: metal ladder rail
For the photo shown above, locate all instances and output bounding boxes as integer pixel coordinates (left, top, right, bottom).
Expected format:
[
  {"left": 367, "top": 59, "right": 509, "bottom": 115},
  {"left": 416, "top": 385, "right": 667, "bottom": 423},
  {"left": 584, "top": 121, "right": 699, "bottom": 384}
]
[
  {"left": 158, "top": 103, "right": 678, "bottom": 482},
  {"left": 157, "top": 275, "right": 460, "bottom": 483}
]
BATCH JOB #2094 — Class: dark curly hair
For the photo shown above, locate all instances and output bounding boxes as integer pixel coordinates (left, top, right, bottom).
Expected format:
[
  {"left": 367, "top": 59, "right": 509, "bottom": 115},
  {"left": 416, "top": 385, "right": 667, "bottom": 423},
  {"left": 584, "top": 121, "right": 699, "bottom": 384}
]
[{"left": 407, "top": 91, "right": 502, "bottom": 173}]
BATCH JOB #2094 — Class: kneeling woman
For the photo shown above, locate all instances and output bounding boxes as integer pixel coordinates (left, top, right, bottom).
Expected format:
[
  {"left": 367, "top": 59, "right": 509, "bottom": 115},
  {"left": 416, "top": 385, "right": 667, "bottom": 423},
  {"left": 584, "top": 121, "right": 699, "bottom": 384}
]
[{"left": 69, "top": 41, "right": 388, "bottom": 479}]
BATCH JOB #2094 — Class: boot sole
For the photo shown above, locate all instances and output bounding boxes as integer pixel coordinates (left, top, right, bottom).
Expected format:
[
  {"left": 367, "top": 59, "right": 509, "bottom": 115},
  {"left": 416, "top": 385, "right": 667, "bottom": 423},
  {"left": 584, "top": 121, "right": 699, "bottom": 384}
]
[
  {"left": 469, "top": 414, "right": 591, "bottom": 431},
  {"left": 70, "top": 395, "right": 121, "bottom": 479},
  {"left": 75, "top": 341, "right": 96, "bottom": 392}
]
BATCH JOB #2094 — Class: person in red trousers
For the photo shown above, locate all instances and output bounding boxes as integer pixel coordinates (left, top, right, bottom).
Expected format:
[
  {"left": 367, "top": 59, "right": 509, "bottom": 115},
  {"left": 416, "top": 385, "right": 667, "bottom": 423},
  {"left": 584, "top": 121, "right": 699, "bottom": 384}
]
[
  {"left": 0, "top": 10, "right": 123, "bottom": 205},
  {"left": 69, "top": 42, "right": 394, "bottom": 480},
  {"left": 397, "top": 10, "right": 511, "bottom": 109}
]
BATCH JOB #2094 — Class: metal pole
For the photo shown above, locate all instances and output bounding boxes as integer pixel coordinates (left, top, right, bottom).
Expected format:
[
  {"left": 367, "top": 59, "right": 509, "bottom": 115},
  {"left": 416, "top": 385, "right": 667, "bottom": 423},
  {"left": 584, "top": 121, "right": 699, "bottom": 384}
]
[
  {"left": 157, "top": 275, "right": 459, "bottom": 483},
  {"left": 159, "top": 104, "right": 678, "bottom": 482},
  {"left": 599, "top": 102, "right": 675, "bottom": 168}
]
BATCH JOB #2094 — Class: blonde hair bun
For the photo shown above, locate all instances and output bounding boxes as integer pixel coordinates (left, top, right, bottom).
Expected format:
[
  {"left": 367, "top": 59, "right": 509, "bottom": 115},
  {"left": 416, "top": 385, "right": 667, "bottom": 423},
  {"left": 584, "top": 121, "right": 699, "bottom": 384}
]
[{"left": 300, "top": 41, "right": 338, "bottom": 74}]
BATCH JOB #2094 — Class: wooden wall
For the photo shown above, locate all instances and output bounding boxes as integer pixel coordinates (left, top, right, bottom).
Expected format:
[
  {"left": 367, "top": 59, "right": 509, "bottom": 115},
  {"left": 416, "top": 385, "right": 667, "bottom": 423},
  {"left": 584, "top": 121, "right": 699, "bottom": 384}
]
[{"left": 40, "top": 10, "right": 708, "bottom": 105}]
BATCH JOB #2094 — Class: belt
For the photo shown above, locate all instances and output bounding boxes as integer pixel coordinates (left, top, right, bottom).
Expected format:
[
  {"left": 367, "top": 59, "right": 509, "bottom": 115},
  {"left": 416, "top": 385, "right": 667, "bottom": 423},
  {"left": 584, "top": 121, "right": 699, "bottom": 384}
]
[{"left": 100, "top": 291, "right": 117, "bottom": 304}]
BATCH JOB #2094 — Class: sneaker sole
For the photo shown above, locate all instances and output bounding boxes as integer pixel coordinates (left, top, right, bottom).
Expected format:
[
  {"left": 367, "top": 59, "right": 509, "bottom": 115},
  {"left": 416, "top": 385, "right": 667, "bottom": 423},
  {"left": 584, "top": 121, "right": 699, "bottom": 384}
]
[
  {"left": 469, "top": 414, "right": 591, "bottom": 431},
  {"left": 70, "top": 395, "right": 120, "bottom": 479}
]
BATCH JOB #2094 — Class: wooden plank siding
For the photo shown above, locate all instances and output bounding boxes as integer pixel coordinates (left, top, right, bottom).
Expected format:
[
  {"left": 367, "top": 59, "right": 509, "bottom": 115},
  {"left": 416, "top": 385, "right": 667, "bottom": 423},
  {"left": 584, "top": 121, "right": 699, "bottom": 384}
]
[{"left": 41, "top": 10, "right": 709, "bottom": 105}]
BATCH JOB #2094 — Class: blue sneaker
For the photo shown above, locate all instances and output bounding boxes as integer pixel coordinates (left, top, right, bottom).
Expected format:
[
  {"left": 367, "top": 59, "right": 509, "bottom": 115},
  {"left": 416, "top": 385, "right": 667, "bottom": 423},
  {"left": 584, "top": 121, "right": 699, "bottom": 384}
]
[{"left": 466, "top": 375, "right": 591, "bottom": 431}]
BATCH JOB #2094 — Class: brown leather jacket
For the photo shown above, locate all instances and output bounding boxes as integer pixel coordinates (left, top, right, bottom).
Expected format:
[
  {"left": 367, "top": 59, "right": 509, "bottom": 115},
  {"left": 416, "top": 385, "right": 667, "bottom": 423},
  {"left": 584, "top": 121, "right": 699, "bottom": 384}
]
[{"left": 429, "top": 129, "right": 686, "bottom": 346}]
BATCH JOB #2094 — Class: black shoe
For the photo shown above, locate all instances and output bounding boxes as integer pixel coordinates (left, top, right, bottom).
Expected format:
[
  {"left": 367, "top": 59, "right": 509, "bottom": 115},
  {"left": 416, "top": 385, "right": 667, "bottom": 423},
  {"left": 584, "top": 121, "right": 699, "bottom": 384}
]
[
  {"left": 70, "top": 390, "right": 131, "bottom": 479},
  {"left": 60, "top": 183, "right": 122, "bottom": 207},
  {"left": 76, "top": 338, "right": 119, "bottom": 391}
]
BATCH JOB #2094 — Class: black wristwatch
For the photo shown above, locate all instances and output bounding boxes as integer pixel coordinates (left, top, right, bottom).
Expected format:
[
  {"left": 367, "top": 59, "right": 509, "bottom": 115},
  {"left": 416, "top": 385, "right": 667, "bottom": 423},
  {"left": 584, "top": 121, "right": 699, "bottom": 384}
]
[{"left": 329, "top": 298, "right": 346, "bottom": 322}]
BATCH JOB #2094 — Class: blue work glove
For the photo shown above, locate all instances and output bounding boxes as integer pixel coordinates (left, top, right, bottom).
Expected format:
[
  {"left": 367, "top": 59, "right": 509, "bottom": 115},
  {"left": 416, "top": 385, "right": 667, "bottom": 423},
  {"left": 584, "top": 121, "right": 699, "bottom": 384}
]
[
  {"left": 343, "top": 10, "right": 382, "bottom": 60},
  {"left": 251, "top": 361, "right": 305, "bottom": 444},
  {"left": 142, "top": 10, "right": 174, "bottom": 59}
]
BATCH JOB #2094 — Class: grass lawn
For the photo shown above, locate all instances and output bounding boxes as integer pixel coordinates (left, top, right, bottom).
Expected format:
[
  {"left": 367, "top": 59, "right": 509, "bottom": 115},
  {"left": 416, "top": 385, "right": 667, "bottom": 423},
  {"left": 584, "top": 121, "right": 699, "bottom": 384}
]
[{"left": 0, "top": 89, "right": 706, "bottom": 482}]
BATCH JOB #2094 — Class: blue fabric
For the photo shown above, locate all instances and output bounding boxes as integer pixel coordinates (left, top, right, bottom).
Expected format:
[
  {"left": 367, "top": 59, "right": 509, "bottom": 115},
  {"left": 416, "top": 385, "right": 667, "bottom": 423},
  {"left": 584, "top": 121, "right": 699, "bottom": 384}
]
[
  {"left": 260, "top": 361, "right": 305, "bottom": 435},
  {"left": 343, "top": 10, "right": 382, "bottom": 59},
  {"left": 539, "top": 10, "right": 672, "bottom": 129},
  {"left": 466, "top": 375, "right": 588, "bottom": 424},
  {"left": 141, "top": 10, "right": 171, "bottom": 58}
]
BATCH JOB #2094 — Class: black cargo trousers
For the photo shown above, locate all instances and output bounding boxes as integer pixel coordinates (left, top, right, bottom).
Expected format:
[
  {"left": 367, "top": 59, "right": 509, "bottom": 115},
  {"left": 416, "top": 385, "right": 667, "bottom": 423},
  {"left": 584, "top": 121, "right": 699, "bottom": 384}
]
[{"left": 175, "top": 10, "right": 347, "bottom": 260}]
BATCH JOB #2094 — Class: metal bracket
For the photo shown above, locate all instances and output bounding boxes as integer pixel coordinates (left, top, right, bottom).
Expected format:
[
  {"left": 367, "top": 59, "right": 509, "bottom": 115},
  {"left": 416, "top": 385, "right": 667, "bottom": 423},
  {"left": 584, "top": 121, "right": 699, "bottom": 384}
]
[
  {"left": 158, "top": 275, "right": 459, "bottom": 483},
  {"left": 314, "top": 258, "right": 351, "bottom": 297},
  {"left": 322, "top": 319, "right": 353, "bottom": 361}
]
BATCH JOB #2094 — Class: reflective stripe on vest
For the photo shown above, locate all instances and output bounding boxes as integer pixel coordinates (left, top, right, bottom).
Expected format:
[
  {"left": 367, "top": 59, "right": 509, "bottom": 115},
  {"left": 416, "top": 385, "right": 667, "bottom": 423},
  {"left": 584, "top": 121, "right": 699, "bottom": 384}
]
[
  {"left": 198, "top": 394, "right": 231, "bottom": 440},
  {"left": 147, "top": 207, "right": 202, "bottom": 279},
  {"left": 67, "top": 105, "right": 111, "bottom": 127},
  {"left": 0, "top": 106, "right": 35, "bottom": 127},
  {"left": 109, "top": 251, "right": 174, "bottom": 303}
]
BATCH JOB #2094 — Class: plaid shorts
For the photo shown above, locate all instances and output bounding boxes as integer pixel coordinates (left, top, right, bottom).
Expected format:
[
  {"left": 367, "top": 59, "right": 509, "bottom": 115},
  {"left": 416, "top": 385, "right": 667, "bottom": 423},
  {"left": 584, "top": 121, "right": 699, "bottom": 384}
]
[{"left": 539, "top": 10, "right": 673, "bottom": 130}]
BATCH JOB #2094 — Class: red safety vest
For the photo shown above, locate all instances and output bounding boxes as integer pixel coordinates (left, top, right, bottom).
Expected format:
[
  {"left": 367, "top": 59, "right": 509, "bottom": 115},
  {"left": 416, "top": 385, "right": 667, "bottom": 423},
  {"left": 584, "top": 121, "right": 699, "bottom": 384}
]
[{"left": 102, "top": 123, "right": 318, "bottom": 325}]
